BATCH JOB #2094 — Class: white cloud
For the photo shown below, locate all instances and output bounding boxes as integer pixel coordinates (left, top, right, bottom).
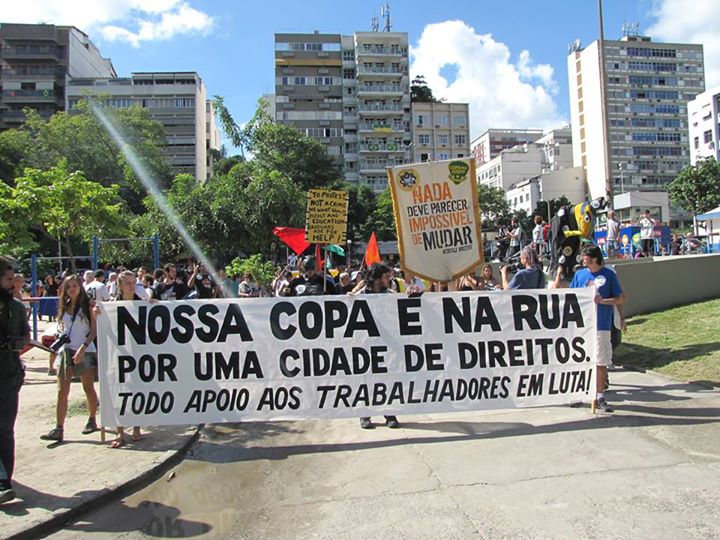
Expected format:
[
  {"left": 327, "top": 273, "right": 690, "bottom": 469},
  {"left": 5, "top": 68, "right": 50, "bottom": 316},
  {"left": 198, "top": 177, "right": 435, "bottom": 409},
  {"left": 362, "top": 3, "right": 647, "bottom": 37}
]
[
  {"left": 410, "top": 20, "right": 566, "bottom": 140},
  {"left": 647, "top": 0, "right": 720, "bottom": 88},
  {"left": 1, "top": 0, "right": 213, "bottom": 47}
]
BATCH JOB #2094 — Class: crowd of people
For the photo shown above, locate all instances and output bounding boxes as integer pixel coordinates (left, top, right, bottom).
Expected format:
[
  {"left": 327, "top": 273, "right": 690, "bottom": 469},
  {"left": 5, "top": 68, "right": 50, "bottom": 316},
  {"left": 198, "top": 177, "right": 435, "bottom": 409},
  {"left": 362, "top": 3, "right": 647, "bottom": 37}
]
[{"left": 0, "top": 226, "right": 631, "bottom": 504}]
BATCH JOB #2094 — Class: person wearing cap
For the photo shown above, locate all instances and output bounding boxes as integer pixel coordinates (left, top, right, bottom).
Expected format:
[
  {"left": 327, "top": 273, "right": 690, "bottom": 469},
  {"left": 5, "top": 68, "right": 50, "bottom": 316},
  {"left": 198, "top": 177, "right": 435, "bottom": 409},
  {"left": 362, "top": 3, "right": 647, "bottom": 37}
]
[
  {"left": 285, "top": 256, "right": 332, "bottom": 296},
  {"left": 358, "top": 263, "right": 401, "bottom": 429},
  {"left": 570, "top": 245, "right": 624, "bottom": 413},
  {"left": 0, "top": 256, "right": 30, "bottom": 504}
]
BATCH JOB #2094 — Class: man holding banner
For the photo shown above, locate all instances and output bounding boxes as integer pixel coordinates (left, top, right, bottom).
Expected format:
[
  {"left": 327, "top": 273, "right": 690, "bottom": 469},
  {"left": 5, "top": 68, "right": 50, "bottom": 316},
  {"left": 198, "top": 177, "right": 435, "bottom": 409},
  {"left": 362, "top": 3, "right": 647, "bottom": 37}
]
[{"left": 571, "top": 245, "right": 624, "bottom": 413}]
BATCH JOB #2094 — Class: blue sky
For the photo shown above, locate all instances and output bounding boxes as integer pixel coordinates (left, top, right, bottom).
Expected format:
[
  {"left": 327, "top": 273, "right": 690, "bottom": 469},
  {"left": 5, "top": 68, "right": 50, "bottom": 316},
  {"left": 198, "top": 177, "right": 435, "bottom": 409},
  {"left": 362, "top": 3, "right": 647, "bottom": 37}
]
[{"left": 6, "top": 0, "right": 720, "bottom": 144}]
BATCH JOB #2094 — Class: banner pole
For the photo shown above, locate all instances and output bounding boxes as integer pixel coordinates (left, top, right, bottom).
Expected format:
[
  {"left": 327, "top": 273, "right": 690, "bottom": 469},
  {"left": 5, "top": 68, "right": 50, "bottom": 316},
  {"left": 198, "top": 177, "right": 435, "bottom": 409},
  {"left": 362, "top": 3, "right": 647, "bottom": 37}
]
[{"left": 323, "top": 244, "right": 328, "bottom": 293}]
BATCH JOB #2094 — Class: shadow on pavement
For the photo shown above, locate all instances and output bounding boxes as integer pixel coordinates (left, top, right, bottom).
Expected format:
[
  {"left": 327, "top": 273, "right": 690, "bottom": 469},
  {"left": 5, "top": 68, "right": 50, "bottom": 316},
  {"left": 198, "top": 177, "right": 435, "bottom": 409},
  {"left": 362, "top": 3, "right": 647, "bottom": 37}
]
[
  {"left": 615, "top": 341, "right": 720, "bottom": 377},
  {"left": 187, "top": 399, "right": 720, "bottom": 464},
  {"left": 64, "top": 500, "right": 212, "bottom": 538}
]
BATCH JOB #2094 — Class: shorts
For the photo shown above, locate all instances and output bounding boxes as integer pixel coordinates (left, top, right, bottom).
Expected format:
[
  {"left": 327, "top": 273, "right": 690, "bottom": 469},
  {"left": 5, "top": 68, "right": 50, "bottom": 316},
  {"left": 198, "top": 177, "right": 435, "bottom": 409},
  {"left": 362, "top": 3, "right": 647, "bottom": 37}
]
[
  {"left": 58, "top": 349, "right": 98, "bottom": 379},
  {"left": 595, "top": 330, "right": 613, "bottom": 367}
]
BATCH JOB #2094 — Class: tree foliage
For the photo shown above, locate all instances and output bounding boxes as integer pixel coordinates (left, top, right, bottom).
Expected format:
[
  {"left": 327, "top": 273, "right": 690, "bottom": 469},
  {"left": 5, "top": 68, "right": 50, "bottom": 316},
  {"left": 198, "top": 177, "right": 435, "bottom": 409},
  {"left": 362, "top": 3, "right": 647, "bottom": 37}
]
[
  {"left": 668, "top": 158, "right": 720, "bottom": 218},
  {"left": 0, "top": 162, "right": 127, "bottom": 265},
  {"left": 225, "top": 254, "right": 276, "bottom": 287},
  {"left": 532, "top": 195, "right": 572, "bottom": 223},
  {"left": 364, "top": 188, "right": 397, "bottom": 241},
  {"left": 477, "top": 184, "right": 512, "bottom": 228},
  {"left": 411, "top": 75, "right": 442, "bottom": 103}
]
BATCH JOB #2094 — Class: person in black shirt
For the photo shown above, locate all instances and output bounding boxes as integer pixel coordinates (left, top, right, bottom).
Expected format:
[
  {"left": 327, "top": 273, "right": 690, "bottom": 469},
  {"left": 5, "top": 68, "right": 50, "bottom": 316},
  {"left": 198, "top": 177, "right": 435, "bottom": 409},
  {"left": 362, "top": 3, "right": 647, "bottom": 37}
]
[
  {"left": 0, "top": 256, "right": 30, "bottom": 504},
  {"left": 285, "top": 256, "right": 332, "bottom": 296},
  {"left": 154, "top": 263, "right": 190, "bottom": 301},
  {"left": 359, "top": 263, "right": 400, "bottom": 430}
]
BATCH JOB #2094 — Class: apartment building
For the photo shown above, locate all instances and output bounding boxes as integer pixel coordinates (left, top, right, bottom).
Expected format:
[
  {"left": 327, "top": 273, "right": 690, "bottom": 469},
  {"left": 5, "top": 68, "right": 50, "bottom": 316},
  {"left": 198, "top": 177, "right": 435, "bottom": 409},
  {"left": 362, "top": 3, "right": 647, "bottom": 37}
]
[
  {"left": 67, "top": 72, "right": 220, "bottom": 181},
  {"left": 688, "top": 86, "right": 720, "bottom": 165},
  {"left": 476, "top": 128, "right": 574, "bottom": 191},
  {"left": 411, "top": 101, "right": 470, "bottom": 163},
  {"left": 0, "top": 23, "right": 115, "bottom": 130},
  {"left": 275, "top": 30, "right": 411, "bottom": 191},
  {"left": 567, "top": 32, "right": 704, "bottom": 201},
  {"left": 470, "top": 128, "right": 543, "bottom": 167}
]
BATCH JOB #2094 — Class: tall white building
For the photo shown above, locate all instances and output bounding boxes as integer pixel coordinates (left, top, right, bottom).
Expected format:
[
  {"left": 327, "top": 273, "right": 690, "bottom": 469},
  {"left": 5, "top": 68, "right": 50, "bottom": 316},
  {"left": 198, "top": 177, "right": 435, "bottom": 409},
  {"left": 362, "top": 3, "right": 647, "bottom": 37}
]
[
  {"left": 411, "top": 101, "right": 470, "bottom": 163},
  {"left": 67, "top": 72, "right": 220, "bottom": 181},
  {"left": 567, "top": 32, "right": 704, "bottom": 202},
  {"left": 688, "top": 86, "right": 720, "bottom": 165}
]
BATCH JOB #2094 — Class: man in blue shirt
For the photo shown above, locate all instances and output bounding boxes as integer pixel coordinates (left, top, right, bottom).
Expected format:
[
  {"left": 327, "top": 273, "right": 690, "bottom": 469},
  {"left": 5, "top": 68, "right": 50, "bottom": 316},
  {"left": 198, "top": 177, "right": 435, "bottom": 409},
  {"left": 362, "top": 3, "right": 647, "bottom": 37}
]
[
  {"left": 570, "top": 245, "right": 624, "bottom": 412},
  {"left": 501, "top": 247, "right": 546, "bottom": 290}
]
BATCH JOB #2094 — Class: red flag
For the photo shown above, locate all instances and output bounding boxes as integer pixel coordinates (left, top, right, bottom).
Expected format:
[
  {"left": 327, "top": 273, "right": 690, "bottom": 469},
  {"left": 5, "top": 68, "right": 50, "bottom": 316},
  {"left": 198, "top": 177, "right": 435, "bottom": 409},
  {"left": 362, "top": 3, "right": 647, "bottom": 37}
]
[
  {"left": 315, "top": 243, "right": 324, "bottom": 271},
  {"left": 364, "top": 232, "right": 381, "bottom": 267},
  {"left": 272, "top": 227, "right": 310, "bottom": 255}
]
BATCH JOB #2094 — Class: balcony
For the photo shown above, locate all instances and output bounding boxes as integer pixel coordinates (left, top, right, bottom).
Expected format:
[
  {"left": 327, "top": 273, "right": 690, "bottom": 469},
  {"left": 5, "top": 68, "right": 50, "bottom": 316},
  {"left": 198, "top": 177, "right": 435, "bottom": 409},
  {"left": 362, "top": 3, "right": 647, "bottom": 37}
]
[
  {"left": 1, "top": 45, "right": 63, "bottom": 61},
  {"left": 358, "top": 103, "right": 403, "bottom": 114},
  {"left": 359, "top": 122, "right": 404, "bottom": 133},
  {"left": 356, "top": 46, "right": 407, "bottom": 58},
  {"left": 2, "top": 89, "right": 62, "bottom": 105},
  {"left": 356, "top": 84, "right": 405, "bottom": 96},
  {"left": 359, "top": 158, "right": 405, "bottom": 171},
  {"left": 359, "top": 142, "right": 405, "bottom": 153},
  {"left": 356, "top": 66, "right": 406, "bottom": 76}
]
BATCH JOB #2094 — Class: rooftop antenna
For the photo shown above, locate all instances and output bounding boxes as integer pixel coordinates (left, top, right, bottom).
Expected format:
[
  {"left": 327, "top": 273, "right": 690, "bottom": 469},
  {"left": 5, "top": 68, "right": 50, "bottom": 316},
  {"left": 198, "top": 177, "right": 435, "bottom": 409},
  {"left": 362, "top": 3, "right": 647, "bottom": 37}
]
[
  {"left": 621, "top": 21, "right": 640, "bottom": 37},
  {"left": 381, "top": 3, "right": 392, "bottom": 32},
  {"left": 371, "top": 16, "right": 379, "bottom": 32},
  {"left": 568, "top": 38, "right": 581, "bottom": 53}
]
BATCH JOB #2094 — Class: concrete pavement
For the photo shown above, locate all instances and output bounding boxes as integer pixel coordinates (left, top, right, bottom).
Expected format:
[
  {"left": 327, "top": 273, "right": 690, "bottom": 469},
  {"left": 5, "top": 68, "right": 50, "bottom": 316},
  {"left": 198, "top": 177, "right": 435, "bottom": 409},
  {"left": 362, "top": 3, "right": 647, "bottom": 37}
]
[
  {"left": 2, "top": 328, "right": 200, "bottom": 540},
  {"left": 42, "top": 368, "right": 720, "bottom": 539}
]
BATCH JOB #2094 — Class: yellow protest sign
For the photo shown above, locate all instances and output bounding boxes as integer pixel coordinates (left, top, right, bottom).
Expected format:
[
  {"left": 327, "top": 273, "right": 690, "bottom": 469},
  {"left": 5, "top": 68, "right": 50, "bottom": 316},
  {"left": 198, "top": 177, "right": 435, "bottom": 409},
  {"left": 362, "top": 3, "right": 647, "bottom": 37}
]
[
  {"left": 388, "top": 158, "right": 484, "bottom": 282},
  {"left": 305, "top": 189, "right": 349, "bottom": 244}
]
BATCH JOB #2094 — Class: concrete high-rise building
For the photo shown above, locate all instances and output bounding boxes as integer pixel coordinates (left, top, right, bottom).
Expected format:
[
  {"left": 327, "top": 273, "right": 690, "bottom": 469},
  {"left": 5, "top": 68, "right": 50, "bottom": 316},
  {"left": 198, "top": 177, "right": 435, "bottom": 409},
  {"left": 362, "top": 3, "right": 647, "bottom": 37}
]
[
  {"left": 67, "top": 72, "right": 220, "bottom": 181},
  {"left": 411, "top": 101, "right": 470, "bottom": 163},
  {"left": 275, "top": 30, "right": 411, "bottom": 191},
  {"left": 688, "top": 86, "right": 720, "bottom": 165},
  {"left": 476, "top": 128, "right": 574, "bottom": 191},
  {"left": 0, "top": 23, "right": 115, "bottom": 130},
  {"left": 470, "top": 128, "right": 544, "bottom": 167},
  {"left": 567, "top": 32, "right": 704, "bottom": 202}
]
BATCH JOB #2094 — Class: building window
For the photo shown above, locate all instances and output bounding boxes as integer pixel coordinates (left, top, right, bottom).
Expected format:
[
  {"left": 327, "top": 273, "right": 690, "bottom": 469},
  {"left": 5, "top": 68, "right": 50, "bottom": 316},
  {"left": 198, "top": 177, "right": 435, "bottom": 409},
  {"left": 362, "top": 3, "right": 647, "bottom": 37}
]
[
  {"left": 418, "top": 134, "right": 430, "bottom": 144},
  {"left": 436, "top": 115, "right": 448, "bottom": 126},
  {"left": 420, "top": 153, "right": 429, "bottom": 162},
  {"left": 343, "top": 50, "right": 354, "bottom": 61},
  {"left": 704, "top": 130, "right": 713, "bottom": 144},
  {"left": 417, "top": 115, "right": 424, "bottom": 126},
  {"left": 694, "top": 136, "right": 700, "bottom": 149},
  {"left": 452, "top": 115, "right": 466, "bottom": 126},
  {"left": 437, "top": 134, "right": 449, "bottom": 145},
  {"left": 454, "top": 134, "right": 466, "bottom": 145},
  {"left": 439, "top": 152, "right": 449, "bottom": 160}
]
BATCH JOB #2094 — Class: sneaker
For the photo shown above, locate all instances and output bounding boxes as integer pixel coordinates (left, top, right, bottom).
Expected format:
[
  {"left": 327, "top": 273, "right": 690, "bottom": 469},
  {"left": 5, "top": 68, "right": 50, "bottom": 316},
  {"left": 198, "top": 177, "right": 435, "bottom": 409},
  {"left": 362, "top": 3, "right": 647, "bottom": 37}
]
[
  {"left": 385, "top": 416, "right": 400, "bottom": 429},
  {"left": 0, "top": 487, "right": 16, "bottom": 504},
  {"left": 359, "top": 417, "right": 374, "bottom": 430},
  {"left": 82, "top": 418, "right": 98, "bottom": 435},
  {"left": 596, "top": 399, "right": 614, "bottom": 413},
  {"left": 40, "top": 427, "right": 64, "bottom": 441}
]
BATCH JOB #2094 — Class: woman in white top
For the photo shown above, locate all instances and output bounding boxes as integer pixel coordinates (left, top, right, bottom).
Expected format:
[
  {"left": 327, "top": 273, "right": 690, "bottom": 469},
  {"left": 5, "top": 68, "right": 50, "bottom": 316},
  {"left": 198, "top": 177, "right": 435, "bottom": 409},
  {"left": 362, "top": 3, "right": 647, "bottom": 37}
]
[
  {"left": 40, "top": 275, "right": 99, "bottom": 442},
  {"left": 108, "top": 271, "right": 144, "bottom": 448}
]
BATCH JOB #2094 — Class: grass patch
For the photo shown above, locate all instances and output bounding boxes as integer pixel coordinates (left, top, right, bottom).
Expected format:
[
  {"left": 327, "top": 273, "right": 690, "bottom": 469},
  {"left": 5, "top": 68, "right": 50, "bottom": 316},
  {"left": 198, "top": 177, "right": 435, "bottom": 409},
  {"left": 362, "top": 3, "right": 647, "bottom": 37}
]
[
  {"left": 66, "top": 397, "right": 88, "bottom": 417},
  {"left": 615, "top": 298, "right": 720, "bottom": 386}
]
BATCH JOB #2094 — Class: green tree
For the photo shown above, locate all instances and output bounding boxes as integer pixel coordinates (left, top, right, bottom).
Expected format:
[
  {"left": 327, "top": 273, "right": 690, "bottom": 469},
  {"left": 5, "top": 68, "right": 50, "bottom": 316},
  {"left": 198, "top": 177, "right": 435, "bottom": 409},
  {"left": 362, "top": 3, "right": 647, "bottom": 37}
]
[
  {"left": 3, "top": 103, "right": 171, "bottom": 213},
  {"left": 0, "top": 129, "right": 32, "bottom": 184},
  {"left": 668, "top": 158, "right": 720, "bottom": 233},
  {"left": 365, "top": 187, "right": 397, "bottom": 241},
  {"left": 345, "top": 183, "right": 377, "bottom": 242},
  {"left": 225, "top": 254, "right": 276, "bottom": 288},
  {"left": 411, "top": 75, "right": 442, "bottom": 103},
  {"left": 477, "top": 184, "right": 511, "bottom": 228},
  {"left": 0, "top": 162, "right": 127, "bottom": 267},
  {"left": 532, "top": 195, "right": 572, "bottom": 223}
]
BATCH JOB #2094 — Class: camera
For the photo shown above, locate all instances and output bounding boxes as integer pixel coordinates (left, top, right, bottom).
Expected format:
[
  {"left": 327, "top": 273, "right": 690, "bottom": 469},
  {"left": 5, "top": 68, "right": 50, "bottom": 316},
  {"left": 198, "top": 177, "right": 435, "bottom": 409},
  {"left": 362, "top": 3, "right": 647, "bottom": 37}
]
[
  {"left": 49, "top": 333, "right": 71, "bottom": 353},
  {"left": 505, "top": 262, "right": 522, "bottom": 273}
]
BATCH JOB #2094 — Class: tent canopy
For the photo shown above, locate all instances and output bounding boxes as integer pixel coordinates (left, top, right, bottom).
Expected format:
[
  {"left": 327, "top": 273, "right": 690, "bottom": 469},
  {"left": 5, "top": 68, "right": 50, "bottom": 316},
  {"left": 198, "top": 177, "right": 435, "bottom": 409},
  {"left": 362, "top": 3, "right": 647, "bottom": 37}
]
[{"left": 697, "top": 206, "right": 720, "bottom": 221}]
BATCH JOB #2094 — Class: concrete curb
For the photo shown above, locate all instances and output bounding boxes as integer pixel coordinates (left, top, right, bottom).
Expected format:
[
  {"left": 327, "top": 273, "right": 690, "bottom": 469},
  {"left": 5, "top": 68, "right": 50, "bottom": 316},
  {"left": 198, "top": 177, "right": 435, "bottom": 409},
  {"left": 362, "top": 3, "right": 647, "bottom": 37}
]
[
  {"left": 616, "top": 363, "right": 719, "bottom": 390},
  {"left": 7, "top": 424, "right": 204, "bottom": 540}
]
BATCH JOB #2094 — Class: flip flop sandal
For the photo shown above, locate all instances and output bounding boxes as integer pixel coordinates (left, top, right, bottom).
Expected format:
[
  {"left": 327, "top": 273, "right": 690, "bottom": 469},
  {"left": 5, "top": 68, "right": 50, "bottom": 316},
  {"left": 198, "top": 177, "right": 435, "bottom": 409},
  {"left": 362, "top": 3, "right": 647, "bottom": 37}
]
[{"left": 110, "top": 437, "right": 126, "bottom": 449}]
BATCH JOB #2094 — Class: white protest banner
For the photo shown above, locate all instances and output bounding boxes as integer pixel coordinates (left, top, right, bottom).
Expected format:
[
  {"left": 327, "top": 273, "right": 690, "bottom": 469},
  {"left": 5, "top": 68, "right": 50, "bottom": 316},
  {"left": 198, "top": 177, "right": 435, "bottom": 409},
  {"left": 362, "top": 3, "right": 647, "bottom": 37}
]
[
  {"left": 97, "top": 289, "right": 597, "bottom": 427},
  {"left": 388, "top": 158, "right": 483, "bottom": 282}
]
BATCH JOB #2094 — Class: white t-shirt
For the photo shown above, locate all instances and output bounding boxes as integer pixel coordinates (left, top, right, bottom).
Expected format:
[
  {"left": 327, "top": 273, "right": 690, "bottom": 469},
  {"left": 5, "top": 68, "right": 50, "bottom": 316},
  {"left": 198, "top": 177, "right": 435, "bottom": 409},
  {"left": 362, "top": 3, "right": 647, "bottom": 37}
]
[
  {"left": 639, "top": 217, "right": 655, "bottom": 240},
  {"left": 86, "top": 281, "right": 110, "bottom": 302}
]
